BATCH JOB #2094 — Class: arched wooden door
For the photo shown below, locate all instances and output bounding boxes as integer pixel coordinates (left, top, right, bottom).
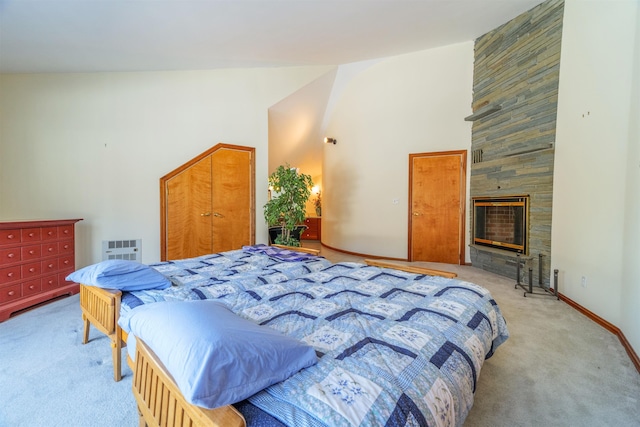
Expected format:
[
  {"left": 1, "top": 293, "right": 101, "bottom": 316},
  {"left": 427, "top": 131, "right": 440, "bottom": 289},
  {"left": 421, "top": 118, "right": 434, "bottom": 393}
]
[
  {"left": 408, "top": 150, "right": 466, "bottom": 264},
  {"left": 160, "top": 144, "right": 255, "bottom": 261}
]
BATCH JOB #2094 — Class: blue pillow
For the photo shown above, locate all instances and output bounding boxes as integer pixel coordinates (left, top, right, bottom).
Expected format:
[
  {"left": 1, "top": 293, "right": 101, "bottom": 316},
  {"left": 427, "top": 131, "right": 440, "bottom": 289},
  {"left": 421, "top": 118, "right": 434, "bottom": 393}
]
[
  {"left": 65, "top": 260, "right": 171, "bottom": 291},
  {"left": 128, "top": 300, "right": 317, "bottom": 409}
]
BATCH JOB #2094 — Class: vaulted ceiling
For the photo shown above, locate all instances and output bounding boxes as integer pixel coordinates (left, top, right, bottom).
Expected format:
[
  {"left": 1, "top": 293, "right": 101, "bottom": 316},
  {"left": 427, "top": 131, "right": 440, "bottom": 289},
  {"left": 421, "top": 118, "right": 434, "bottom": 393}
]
[{"left": 1, "top": 0, "right": 543, "bottom": 73}]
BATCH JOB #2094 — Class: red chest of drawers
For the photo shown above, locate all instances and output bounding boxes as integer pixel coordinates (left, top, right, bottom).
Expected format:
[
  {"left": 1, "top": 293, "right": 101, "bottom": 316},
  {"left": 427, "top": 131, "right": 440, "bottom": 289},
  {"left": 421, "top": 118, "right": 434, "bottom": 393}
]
[
  {"left": 301, "top": 217, "right": 321, "bottom": 240},
  {"left": 0, "top": 219, "right": 82, "bottom": 321}
]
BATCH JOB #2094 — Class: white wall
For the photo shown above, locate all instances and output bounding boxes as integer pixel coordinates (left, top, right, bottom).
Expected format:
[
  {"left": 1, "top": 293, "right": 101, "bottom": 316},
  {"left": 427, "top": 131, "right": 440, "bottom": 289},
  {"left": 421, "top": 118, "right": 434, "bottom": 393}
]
[
  {"left": 0, "top": 66, "right": 332, "bottom": 267},
  {"left": 322, "top": 42, "right": 474, "bottom": 259},
  {"left": 553, "top": 0, "right": 639, "bottom": 350},
  {"left": 622, "top": 0, "right": 640, "bottom": 355}
]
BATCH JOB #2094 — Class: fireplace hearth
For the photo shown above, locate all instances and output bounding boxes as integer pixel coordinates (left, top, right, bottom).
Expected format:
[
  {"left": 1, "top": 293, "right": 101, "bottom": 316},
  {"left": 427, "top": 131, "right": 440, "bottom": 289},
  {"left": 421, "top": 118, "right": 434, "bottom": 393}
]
[{"left": 472, "top": 196, "right": 529, "bottom": 254}]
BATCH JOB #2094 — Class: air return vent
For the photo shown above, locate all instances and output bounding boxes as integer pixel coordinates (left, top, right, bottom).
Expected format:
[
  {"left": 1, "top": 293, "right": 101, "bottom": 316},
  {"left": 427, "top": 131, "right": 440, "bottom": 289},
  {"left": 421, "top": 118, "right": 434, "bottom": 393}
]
[
  {"left": 472, "top": 149, "right": 483, "bottom": 164},
  {"left": 102, "top": 239, "right": 142, "bottom": 261}
]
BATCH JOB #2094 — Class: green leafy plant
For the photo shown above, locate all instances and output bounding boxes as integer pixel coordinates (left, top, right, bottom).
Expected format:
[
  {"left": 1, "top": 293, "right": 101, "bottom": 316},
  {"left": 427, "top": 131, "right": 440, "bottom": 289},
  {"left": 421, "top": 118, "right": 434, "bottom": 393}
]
[{"left": 264, "top": 164, "right": 314, "bottom": 247}]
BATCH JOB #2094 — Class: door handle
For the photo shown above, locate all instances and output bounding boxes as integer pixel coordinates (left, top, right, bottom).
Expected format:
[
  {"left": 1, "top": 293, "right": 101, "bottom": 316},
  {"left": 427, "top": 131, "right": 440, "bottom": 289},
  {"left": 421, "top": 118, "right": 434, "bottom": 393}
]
[
  {"left": 213, "top": 212, "right": 224, "bottom": 218},
  {"left": 201, "top": 212, "right": 212, "bottom": 217}
]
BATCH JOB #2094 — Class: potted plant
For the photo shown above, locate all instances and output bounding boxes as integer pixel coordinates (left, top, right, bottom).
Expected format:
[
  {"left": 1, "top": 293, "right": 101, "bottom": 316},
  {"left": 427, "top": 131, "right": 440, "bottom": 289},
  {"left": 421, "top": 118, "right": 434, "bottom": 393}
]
[{"left": 264, "top": 164, "right": 314, "bottom": 247}]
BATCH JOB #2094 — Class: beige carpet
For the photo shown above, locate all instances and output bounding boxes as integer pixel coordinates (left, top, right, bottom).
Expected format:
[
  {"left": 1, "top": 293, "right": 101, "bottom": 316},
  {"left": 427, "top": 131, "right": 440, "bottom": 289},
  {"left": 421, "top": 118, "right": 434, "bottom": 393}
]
[{"left": 308, "top": 243, "right": 640, "bottom": 426}]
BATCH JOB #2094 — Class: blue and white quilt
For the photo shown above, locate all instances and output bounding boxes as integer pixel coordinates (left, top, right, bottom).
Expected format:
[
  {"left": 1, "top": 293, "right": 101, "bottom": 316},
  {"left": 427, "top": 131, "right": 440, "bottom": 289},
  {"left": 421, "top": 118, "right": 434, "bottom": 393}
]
[
  {"left": 123, "top": 252, "right": 509, "bottom": 427},
  {"left": 118, "top": 246, "right": 331, "bottom": 330}
]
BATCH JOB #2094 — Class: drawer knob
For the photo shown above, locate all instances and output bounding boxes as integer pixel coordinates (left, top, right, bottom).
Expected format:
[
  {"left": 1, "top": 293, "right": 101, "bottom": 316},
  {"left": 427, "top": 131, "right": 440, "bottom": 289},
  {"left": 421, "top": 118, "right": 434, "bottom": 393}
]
[
  {"left": 29, "top": 268, "right": 35, "bottom": 272},
  {"left": 8, "top": 234, "right": 15, "bottom": 239},
  {"left": 29, "top": 285, "right": 35, "bottom": 290},
  {"left": 8, "top": 290, "right": 15, "bottom": 296},
  {"left": 29, "top": 250, "right": 35, "bottom": 254},
  {"left": 8, "top": 253, "right": 14, "bottom": 258},
  {"left": 48, "top": 264, "right": 54, "bottom": 269},
  {"left": 28, "top": 232, "right": 35, "bottom": 237},
  {"left": 7, "top": 272, "right": 14, "bottom": 277},
  {"left": 48, "top": 247, "right": 54, "bottom": 252}
]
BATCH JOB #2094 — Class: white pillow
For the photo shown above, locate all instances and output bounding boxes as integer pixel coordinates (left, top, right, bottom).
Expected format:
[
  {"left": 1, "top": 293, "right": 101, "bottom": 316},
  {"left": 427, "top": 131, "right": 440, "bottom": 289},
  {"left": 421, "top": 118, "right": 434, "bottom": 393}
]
[
  {"left": 66, "top": 260, "right": 171, "bottom": 291},
  {"left": 128, "top": 300, "right": 318, "bottom": 409}
]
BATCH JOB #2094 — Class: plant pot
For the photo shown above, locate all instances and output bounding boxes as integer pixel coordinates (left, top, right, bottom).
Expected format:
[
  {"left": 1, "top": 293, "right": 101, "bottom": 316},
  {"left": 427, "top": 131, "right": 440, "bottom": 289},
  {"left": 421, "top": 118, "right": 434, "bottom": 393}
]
[{"left": 268, "top": 225, "right": 307, "bottom": 246}]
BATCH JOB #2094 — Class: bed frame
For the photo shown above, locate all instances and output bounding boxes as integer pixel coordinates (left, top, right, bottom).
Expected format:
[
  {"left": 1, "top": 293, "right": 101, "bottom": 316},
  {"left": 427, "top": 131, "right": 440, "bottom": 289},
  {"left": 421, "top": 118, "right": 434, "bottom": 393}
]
[
  {"left": 133, "top": 337, "right": 246, "bottom": 427},
  {"left": 269, "top": 245, "right": 319, "bottom": 255},
  {"left": 80, "top": 284, "right": 126, "bottom": 381},
  {"left": 363, "top": 259, "right": 457, "bottom": 279},
  {"left": 79, "top": 246, "right": 456, "bottom": 382}
]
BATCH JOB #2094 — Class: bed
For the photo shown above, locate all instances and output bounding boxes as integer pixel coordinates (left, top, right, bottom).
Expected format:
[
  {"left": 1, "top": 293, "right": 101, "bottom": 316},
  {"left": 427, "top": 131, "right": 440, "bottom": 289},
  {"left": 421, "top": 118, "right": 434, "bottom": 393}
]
[{"left": 77, "top": 245, "right": 509, "bottom": 426}]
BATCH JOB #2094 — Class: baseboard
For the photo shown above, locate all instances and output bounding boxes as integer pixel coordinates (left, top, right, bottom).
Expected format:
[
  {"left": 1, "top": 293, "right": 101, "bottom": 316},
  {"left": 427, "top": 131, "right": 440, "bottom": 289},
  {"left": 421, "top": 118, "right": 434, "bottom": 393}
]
[{"left": 558, "top": 292, "right": 640, "bottom": 375}]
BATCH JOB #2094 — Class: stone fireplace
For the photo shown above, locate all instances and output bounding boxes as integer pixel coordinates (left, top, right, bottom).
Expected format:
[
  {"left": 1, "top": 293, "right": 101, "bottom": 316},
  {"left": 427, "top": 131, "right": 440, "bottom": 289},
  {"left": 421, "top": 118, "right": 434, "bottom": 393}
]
[{"left": 468, "top": 0, "right": 563, "bottom": 288}]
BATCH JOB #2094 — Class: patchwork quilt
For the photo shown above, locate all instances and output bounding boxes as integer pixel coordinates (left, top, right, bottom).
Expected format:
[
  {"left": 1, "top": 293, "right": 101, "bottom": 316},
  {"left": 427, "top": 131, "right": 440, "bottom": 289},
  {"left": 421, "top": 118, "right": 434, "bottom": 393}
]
[
  {"left": 118, "top": 246, "right": 331, "bottom": 330},
  {"left": 123, "top": 251, "right": 509, "bottom": 427}
]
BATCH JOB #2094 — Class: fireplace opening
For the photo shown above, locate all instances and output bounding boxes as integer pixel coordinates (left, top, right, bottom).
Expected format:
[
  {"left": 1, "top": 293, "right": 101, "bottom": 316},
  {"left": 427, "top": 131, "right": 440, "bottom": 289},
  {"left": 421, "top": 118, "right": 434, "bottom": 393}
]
[{"left": 472, "top": 196, "right": 528, "bottom": 254}]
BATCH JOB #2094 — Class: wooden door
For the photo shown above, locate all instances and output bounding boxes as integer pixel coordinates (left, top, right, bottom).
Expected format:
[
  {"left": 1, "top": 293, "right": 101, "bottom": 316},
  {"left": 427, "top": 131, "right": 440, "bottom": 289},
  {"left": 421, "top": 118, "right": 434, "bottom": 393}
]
[
  {"left": 161, "top": 144, "right": 255, "bottom": 261},
  {"left": 211, "top": 148, "right": 253, "bottom": 253},
  {"left": 165, "top": 157, "right": 212, "bottom": 260},
  {"left": 409, "top": 150, "right": 466, "bottom": 264}
]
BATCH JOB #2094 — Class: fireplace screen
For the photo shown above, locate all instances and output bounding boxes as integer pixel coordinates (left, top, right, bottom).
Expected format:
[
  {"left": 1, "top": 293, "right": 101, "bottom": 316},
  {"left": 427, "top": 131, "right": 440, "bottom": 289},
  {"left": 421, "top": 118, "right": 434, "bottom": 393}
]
[{"left": 473, "top": 196, "right": 528, "bottom": 254}]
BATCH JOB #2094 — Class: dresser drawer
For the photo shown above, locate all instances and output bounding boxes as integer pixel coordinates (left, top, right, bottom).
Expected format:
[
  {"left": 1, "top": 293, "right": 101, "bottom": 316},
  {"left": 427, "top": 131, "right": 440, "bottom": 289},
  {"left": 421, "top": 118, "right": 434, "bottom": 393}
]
[
  {"left": 303, "top": 218, "right": 319, "bottom": 232},
  {"left": 0, "top": 265, "right": 21, "bottom": 284},
  {"left": 59, "top": 225, "right": 74, "bottom": 240},
  {"left": 22, "top": 261, "right": 41, "bottom": 279},
  {"left": 59, "top": 240, "right": 74, "bottom": 254},
  {"left": 22, "top": 244, "right": 42, "bottom": 261},
  {"left": 0, "top": 230, "right": 21, "bottom": 247},
  {"left": 301, "top": 229, "right": 318, "bottom": 240},
  {"left": 23, "top": 279, "right": 41, "bottom": 296},
  {"left": 42, "top": 274, "right": 59, "bottom": 291},
  {"left": 58, "top": 255, "right": 74, "bottom": 271},
  {"left": 0, "top": 247, "right": 21, "bottom": 266},
  {"left": 59, "top": 270, "right": 74, "bottom": 287},
  {"left": 42, "top": 242, "right": 59, "bottom": 257},
  {"left": 41, "top": 259, "right": 59, "bottom": 275},
  {"left": 21, "top": 228, "right": 42, "bottom": 243},
  {"left": 42, "top": 226, "right": 58, "bottom": 241},
  {"left": 0, "top": 284, "right": 22, "bottom": 304}
]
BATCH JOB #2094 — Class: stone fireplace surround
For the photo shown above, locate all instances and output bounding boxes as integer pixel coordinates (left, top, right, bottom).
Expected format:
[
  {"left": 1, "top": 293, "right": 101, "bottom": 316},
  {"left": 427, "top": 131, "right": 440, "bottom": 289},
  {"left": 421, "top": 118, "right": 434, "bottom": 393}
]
[{"left": 468, "top": 0, "right": 563, "bottom": 288}]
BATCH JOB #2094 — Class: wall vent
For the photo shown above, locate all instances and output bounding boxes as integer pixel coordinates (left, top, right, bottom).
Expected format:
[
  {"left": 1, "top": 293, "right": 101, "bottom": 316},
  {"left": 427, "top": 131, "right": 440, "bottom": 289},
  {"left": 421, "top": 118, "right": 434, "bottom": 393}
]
[
  {"left": 472, "top": 149, "right": 483, "bottom": 164},
  {"left": 102, "top": 239, "right": 142, "bottom": 261}
]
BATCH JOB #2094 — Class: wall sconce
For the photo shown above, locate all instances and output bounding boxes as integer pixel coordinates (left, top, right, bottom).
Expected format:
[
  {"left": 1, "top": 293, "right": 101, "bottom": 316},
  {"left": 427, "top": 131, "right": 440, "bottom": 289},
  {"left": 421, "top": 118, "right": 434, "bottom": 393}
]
[{"left": 324, "top": 137, "right": 337, "bottom": 145}]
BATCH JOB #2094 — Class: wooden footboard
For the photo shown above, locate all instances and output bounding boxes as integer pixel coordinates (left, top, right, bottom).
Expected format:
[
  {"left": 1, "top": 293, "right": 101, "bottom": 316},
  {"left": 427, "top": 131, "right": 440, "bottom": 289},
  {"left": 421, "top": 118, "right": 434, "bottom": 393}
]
[
  {"left": 79, "top": 284, "right": 125, "bottom": 381},
  {"left": 133, "top": 337, "right": 246, "bottom": 427},
  {"left": 271, "top": 244, "right": 320, "bottom": 255},
  {"left": 364, "top": 259, "right": 457, "bottom": 278}
]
